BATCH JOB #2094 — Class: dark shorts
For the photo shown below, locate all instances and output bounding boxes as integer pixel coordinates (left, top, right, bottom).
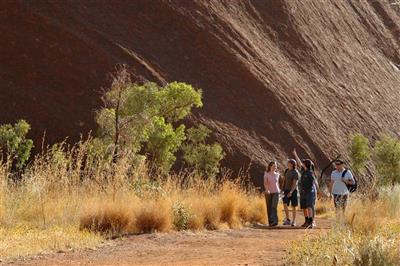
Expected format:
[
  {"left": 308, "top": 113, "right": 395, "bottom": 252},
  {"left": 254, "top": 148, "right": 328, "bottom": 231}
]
[
  {"left": 300, "top": 191, "right": 316, "bottom": 209},
  {"left": 333, "top": 194, "right": 348, "bottom": 210},
  {"left": 282, "top": 189, "right": 298, "bottom": 207}
]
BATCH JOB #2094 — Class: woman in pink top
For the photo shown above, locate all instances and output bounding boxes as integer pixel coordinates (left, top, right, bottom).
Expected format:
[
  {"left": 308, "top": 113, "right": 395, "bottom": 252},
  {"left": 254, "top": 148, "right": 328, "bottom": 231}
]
[{"left": 264, "top": 161, "right": 280, "bottom": 226}]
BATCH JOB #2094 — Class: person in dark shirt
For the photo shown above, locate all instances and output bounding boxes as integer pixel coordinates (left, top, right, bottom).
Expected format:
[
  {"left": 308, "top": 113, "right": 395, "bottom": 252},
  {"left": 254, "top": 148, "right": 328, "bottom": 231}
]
[
  {"left": 281, "top": 159, "right": 300, "bottom": 226},
  {"left": 293, "top": 149, "right": 317, "bottom": 228}
]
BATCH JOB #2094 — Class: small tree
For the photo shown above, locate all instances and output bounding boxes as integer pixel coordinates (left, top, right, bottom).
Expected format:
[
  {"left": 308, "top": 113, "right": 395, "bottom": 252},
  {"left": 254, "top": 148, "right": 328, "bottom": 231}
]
[
  {"left": 0, "top": 120, "right": 34, "bottom": 170},
  {"left": 373, "top": 134, "right": 400, "bottom": 185},
  {"left": 348, "top": 133, "right": 370, "bottom": 175},
  {"left": 96, "top": 67, "right": 203, "bottom": 172},
  {"left": 182, "top": 125, "right": 225, "bottom": 178}
]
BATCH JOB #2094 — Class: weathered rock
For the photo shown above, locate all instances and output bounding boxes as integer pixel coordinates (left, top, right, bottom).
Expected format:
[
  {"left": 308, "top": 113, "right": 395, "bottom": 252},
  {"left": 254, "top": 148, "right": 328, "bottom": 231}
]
[{"left": 1, "top": 1, "right": 399, "bottom": 183}]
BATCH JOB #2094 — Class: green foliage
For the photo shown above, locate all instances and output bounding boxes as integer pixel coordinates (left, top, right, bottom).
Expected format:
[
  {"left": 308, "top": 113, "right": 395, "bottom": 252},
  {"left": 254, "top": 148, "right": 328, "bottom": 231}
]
[
  {"left": 172, "top": 202, "right": 191, "bottom": 231},
  {"left": 131, "top": 178, "right": 166, "bottom": 198},
  {"left": 96, "top": 68, "right": 203, "bottom": 173},
  {"left": 348, "top": 133, "right": 370, "bottom": 175},
  {"left": 182, "top": 125, "right": 225, "bottom": 178},
  {"left": 0, "top": 120, "right": 34, "bottom": 170},
  {"left": 47, "top": 142, "right": 70, "bottom": 170},
  {"left": 373, "top": 134, "right": 400, "bottom": 185},
  {"left": 145, "top": 117, "right": 186, "bottom": 173},
  {"left": 158, "top": 82, "right": 203, "bottom": 123},
  {"left": 86, "top": 137, "right": 111, "bottom": 161}
]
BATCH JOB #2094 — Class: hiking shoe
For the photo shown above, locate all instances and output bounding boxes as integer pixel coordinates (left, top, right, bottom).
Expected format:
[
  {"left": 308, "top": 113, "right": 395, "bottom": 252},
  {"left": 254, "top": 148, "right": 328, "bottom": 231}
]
[
  {"left": 306, "top": 218, "right": 314, "bottom": 229},
  {"left": 270, "top": 223, "right": 278, "bottom": 227},
  {"left": 283, "top": 219, "right": 291, "bottom": 226},
  {"left": 312, "top": 221, "right": 317, "bottom": 227},
  {"left": 301, "top": 221, "right": 308, "bottom": 228},
  {"left": 291, "top": 222, "right": 296, "bottom": 227}
]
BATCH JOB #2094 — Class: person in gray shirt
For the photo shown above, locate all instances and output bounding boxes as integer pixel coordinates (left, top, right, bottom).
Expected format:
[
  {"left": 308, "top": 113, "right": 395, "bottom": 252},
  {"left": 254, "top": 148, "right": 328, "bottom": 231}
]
[{"left": 281, "top": 159, "right": 300, "bottom": 226}]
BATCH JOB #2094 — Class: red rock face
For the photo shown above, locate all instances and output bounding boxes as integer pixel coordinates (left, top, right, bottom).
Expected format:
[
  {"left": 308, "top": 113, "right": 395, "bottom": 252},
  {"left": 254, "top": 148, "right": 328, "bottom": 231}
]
[{"left": 1, "top": 0, "right": 399, "bottom": 182}]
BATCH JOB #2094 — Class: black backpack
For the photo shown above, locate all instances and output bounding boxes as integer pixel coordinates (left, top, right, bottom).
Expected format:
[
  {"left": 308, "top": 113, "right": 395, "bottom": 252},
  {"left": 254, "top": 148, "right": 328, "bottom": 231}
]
[{"left": 342, "top": 169, "right": 357, "bottom": 193}]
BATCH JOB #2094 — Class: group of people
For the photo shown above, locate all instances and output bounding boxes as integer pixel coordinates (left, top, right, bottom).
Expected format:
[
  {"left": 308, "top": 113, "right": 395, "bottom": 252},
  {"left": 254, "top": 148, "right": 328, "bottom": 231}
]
[{"left": 263, "top": 149, "right": 356, "bottom": 228}]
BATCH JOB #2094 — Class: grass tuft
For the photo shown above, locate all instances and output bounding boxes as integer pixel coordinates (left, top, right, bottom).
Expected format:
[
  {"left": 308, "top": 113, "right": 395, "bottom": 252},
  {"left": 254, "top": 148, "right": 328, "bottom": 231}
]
[
  {"left": 218, "top": 184, "right": 240, "bottom": 227},
  {"left": 80, "top": 205, "right": 132, "bottom": 237},
  {"left": 135, "top": 201, "right": 172, "bottom": 233},
  {"left": 248, "top": 195, "right": 267, "bottom": 224}
]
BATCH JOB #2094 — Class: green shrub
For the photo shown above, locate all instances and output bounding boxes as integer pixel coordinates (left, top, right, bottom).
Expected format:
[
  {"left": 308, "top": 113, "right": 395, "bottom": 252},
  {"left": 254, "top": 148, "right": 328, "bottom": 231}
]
[
  {"left": 349, "top": 133, "right": 370, "bottom": 175},
  {"left": 172, "top": 202, "right": 191, "bottom": 231},
  {"left": 373, "top": 134, "right": 400, "bottom": 185},
  {"left": 132, "top": 179, "right": 166, "bottom": 198},
  {"left": 95, "top": 67, "right": 202, "bottom": 173},
  {"left": 96, "top": 68, "right": 225, "bottom": 176},
  {"left": 0, "top": 120, "right": 34, "bottom": 170},
  {"left": 182, "top": 125, "right": 225, "bottom": 178}
]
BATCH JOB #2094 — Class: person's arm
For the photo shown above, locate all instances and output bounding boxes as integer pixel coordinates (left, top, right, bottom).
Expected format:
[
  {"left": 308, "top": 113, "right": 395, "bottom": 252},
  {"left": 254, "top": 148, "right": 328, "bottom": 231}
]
[
  {"left": 313, "top": 176, "right": 319, "bottom": 192},
  {"left": 288, "top": 173, "right": 298, "bottom": 197},
  {"left": 288, "top": 180, "right": 297, "bottom": 197},
  {"left": 264, "top": 172, "right": 269, "bottom": 193},
  {"left": 312, "top": 174, "right": 321, "bottom": 200},
  {"left": 277, "top": 173, "right": 283, "bottom": 192},
  {"left": 292, "top": 149, "right": 304, "bottom": 169},
  {"left": 342, "top": 170, "right": 355, "bottom": 185},
  {"left": 280, "top": 172, "right": 286, "bottom": 193},
  {"left": 329, "top": 174, "right": 334, "bottom": 197}
]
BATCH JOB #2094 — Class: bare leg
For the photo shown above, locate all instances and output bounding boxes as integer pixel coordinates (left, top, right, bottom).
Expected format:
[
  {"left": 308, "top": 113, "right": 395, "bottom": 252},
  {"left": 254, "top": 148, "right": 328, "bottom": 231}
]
[
  {"left": 307, "top": 207, "right": 313, "bottom": 220},
  {"left": 292, "top": 206, "right": 296, "bottom": 224},
  {"left": 283, "top": 203, "right": 289, "bottom": 221},
  {"left": 300, "top": 208, "right": 309, "bottom": 227}
]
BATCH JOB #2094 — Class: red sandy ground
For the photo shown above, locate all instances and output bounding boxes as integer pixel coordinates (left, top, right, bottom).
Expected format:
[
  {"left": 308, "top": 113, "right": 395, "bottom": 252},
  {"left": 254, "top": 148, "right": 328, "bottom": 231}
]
[{"left": 14, "top": 216, "right": 329, "bottom": 266}]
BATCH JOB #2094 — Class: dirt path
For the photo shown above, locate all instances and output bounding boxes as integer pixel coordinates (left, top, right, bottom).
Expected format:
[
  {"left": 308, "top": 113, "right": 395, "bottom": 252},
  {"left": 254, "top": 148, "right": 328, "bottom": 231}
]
[{"left": 14, "top": 218, "right": 329, "bottom": 266}]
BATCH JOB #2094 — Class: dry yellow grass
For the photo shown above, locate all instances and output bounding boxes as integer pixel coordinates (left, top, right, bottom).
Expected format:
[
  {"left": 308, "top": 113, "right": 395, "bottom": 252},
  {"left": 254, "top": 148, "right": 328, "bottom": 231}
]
[
  {"left": 287, "top": 186, "right": 400, "bottom": 265},
  {"left": 80, "top": 201, "right": 134, "bottom": 237},
  {"left": 344, "top": 188, "right": 400, "bottom": 235},
  {"left": 0, "top": 226, "right": 102, "bottom": 259},
  {"left": 192, "top": 197, "right": 221, "bottom": 230},
  {"left": 135, "top": 200, "right": 172, "bottom": 233},
  {"left": 315, "top": 198, "right": 334, "bottom": 217},
  {"left": 0, "top": 141, "right": 268, "bottom": 261},
  {"left": 248, "top": 195, "right": 267, "bottom": 224},
  {"left": 218, "top": 183, "right": 243, "bottom": 228}
]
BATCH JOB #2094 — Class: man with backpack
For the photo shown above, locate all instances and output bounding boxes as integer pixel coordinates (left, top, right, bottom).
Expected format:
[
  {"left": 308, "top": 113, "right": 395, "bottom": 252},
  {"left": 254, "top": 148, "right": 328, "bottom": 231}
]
[{"left": 329, "top": 159, "right": 356, "bottom": 213}]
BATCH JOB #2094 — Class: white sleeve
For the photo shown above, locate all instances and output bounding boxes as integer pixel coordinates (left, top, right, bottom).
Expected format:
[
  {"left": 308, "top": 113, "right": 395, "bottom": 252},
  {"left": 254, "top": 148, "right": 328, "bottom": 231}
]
[
  {"left": 264, "top": 172, "right": 268, "bottom": 187},
  {"left": 345, "top": 170, "right": 355, "bottom": 181}
]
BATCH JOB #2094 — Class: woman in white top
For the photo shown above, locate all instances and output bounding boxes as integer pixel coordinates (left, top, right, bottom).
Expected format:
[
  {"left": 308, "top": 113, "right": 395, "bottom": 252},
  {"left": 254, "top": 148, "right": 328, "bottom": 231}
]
[{"left": 264, "top": 161, "right": 280, "bottom": 227}]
